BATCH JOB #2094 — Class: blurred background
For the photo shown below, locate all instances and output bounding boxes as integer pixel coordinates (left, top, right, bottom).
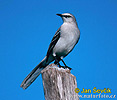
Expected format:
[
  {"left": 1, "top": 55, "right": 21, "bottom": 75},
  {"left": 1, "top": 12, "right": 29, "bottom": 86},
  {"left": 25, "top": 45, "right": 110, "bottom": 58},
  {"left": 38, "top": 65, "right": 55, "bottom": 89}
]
[{"left": 0, "top": 0, "right": 117, "bottom": 100}]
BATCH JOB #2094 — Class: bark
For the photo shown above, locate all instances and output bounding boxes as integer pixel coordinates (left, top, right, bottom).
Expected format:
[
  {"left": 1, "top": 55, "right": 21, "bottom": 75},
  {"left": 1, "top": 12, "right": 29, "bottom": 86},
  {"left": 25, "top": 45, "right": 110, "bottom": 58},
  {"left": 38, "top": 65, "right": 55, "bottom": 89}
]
[{"left": 41, "top": 63, "right": 79, "bottom": 100}]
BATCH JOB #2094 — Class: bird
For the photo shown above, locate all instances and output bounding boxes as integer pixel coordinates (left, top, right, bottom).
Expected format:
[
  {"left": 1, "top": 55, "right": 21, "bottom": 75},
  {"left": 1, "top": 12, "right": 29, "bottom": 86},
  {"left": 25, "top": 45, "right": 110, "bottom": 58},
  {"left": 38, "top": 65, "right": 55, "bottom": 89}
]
[{"left": 20, "top": 13, "right": 80, "bottom": 89}]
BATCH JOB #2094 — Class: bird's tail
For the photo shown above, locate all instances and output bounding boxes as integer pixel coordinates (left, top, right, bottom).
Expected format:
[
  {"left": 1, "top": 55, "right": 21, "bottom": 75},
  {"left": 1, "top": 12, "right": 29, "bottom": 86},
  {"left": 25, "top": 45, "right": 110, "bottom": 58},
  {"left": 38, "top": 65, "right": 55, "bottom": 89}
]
[{"left": 20, "top": 56, "right": 47, "bottom": 89}]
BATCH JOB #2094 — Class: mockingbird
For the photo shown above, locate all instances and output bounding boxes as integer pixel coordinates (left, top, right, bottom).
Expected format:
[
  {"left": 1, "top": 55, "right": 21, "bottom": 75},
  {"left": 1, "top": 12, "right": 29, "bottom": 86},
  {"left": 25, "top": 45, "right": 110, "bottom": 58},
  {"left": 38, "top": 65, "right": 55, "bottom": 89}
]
[{"left": 21, "top": 13, "right": 80, "bottom": 89}]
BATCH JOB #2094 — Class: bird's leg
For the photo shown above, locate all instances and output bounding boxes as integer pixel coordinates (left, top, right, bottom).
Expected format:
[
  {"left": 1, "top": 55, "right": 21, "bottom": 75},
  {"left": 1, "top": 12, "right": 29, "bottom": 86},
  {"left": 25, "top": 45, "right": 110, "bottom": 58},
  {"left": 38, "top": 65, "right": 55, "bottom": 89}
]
[
  {"left": 54, "top": 56, "right": 62, "bottom": 68},
  {"left": 61, "top": 59, "right": 72, "bottom": 70},
  {"left": 54, "top": 60, "right": 61, "bottom": 67},
  {"left": 54, "top": 56, "right": 67, "bottom": 69}
]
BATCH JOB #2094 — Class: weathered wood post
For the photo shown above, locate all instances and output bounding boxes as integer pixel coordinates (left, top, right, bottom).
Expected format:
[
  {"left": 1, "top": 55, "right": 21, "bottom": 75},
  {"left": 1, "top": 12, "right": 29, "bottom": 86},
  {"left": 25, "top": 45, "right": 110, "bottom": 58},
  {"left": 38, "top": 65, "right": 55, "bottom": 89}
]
[{"left": 41, "top": 63, "right": 79, "bottom": 100}]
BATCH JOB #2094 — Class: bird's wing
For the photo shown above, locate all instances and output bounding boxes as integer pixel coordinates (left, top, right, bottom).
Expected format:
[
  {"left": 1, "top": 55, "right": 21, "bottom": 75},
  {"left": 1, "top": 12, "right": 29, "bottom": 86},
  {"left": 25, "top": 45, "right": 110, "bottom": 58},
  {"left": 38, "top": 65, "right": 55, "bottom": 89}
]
[{"left": 46, "top": 28, "right": 61, "bottom": 61}]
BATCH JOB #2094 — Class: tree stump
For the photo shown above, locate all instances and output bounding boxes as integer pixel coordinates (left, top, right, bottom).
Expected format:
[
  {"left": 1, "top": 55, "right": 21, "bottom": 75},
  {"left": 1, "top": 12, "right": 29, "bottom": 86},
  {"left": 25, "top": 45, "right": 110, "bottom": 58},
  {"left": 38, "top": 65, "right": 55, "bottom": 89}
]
[{"left": 41, "top": 63, "right": 79, "bottom": 100}]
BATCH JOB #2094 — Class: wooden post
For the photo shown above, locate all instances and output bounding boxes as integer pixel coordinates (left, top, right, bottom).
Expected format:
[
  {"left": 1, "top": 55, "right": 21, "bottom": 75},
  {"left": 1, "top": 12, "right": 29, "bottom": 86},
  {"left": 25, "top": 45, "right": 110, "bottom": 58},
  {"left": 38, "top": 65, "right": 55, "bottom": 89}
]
[{"left": 41, "top": 63, "right": 79, "bottom": 100}]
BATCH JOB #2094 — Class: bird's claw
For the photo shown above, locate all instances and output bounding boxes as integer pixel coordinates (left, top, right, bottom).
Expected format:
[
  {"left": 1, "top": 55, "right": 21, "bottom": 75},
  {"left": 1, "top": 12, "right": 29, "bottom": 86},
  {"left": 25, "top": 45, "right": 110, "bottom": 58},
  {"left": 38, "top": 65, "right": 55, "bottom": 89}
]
[
  {"left": 65, "top": 66, "right": 72, "bottom": 70},
  {"left": 59, "top": 65, "right": 72, "bottom": 70}
]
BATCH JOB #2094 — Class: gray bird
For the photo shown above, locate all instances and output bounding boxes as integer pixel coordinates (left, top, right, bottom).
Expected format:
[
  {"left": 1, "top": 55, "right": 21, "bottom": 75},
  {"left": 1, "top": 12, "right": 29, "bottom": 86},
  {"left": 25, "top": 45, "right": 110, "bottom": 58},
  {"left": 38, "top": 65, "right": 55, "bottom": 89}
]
[{"left": 20, "top": 13, "right": 80, "bottom": 89}]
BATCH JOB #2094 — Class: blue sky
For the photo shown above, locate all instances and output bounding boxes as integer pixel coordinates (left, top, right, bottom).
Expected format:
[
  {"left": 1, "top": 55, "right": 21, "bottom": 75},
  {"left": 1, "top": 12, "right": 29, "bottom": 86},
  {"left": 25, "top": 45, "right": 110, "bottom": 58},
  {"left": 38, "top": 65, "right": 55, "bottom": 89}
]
[{"left": 0, "top": 0, "right": 117, "bottom": 100}]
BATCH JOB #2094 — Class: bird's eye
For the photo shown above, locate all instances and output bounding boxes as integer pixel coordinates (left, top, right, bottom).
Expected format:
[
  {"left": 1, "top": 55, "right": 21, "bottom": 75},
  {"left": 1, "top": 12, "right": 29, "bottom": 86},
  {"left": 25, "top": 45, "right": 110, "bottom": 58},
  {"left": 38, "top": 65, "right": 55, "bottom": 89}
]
[{"left": 64, "top": 15, "right": 71, "bottom": 18}]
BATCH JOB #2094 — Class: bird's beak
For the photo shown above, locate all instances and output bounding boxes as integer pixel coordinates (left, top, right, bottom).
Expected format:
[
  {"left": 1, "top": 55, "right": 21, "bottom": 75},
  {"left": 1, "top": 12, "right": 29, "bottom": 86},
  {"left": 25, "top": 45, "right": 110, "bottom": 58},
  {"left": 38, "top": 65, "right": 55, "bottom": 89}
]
[{"left": 56, "top": 14, "right": 63, "bottom": 17}]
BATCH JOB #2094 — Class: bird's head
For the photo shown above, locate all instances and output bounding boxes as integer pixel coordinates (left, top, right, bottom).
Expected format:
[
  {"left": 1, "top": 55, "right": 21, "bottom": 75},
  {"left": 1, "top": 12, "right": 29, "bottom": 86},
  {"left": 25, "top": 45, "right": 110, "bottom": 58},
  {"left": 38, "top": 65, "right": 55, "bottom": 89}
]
[{"left": 56, "top": 13, "right": 76, "bottom": 23}]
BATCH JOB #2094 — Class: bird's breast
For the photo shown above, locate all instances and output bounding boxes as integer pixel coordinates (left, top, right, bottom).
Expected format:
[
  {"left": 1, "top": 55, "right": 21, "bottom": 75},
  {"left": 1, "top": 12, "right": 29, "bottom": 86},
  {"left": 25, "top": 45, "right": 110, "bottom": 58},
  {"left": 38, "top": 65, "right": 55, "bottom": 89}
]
[
  {"left": 61, "top": 23, "right": 79, "bottom": 47},
  {"left": 53, "top": 23, "right": 80, "bottom": 57}
]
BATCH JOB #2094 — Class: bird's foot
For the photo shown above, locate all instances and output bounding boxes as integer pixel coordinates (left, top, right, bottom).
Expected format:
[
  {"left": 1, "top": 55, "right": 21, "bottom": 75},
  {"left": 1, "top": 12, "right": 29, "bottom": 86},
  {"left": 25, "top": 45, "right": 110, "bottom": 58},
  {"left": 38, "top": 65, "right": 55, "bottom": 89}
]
[
  {"left": 54, "top": 61, "right": 62, "bottom": 68},
  {"left": 54, "top": 61, "right": 72, "bottom": 70},
  {"left": 59, "top": 65, "right": 65, "bottom": 69},
  {"left": 59, "top": 65, "right": 72, "bottom": 70},
  {"left": 65, "top": 66, "right": 72, "bottom": 70}
]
